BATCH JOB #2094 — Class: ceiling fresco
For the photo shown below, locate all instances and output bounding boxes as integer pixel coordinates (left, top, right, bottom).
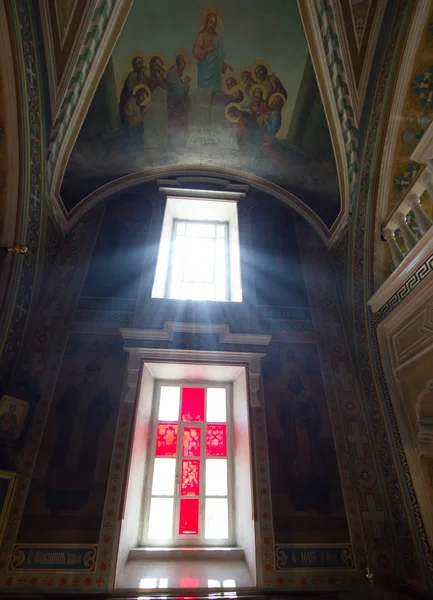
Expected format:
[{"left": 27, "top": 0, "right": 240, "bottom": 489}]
[{"left": 61, "top": 0, "right": 340, "bottom": 228}]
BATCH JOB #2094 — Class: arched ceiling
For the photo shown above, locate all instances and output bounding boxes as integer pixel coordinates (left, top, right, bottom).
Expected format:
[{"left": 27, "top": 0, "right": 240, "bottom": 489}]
[
  {"left": 36, "top": 0, "right": 387, "bottom": 246},
  {"left": 61, "top": 0, "right": 342, "bottom": 229}
]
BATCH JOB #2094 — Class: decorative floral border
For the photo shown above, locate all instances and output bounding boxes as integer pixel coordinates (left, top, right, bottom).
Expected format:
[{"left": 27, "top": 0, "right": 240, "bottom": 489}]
[{"left": 0, "top": 0, "right": 46, "bottom": 372}]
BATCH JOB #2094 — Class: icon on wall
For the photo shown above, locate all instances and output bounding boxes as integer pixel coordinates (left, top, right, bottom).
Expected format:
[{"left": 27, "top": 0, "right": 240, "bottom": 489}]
[{"left": 0, "top": 395, "right": 30, "bottom": 442}]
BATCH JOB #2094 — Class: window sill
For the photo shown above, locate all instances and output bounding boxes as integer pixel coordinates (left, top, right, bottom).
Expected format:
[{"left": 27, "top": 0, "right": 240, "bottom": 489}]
[
  {"left": 117, "top": 547, "right": 253, "bottom": 590},
  {"left": 129, "top": 547, "right": 244, "bottom": 561}
]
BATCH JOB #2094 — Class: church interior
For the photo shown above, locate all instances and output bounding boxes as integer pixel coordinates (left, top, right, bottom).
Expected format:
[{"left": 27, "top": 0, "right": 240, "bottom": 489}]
[{"left": 2, "top": 0, "right": 433, "bottom": 598}]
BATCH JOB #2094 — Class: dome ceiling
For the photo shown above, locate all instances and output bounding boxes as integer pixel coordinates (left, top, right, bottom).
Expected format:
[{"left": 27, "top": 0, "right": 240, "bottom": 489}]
[{"left": 60, "top": 0, "right": 341, "bottom": 229}]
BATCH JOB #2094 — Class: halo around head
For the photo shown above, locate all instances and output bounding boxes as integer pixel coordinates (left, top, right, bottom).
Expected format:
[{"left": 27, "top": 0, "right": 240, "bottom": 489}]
[
  {"left": 132, "top": 84, "right": 151, "bottom": 105},
  {"left": 172, "top": 49, "right": 193, "bottom": 71},
  {"left": 250, "top": 83, "right": 268, "bottom": 101},
  {"left": 201, "top": 6, "right": 222, "bottom": 31},
  {"left": 239, "top": 66, "right": 254, "bottom": 78},
  {"left": 238, "top": 67, "right": 254, "bottom": 92},
  {"left": 222, "top": 72, "right": 239, "bottom": 93},
  {"left": 149, "top": 52, "right": 169, "bottom": 68},
  {"left": 225, "top": 102, "right": 241, "bottom": 123},
  {"left": 269, "top": 92, "right": 286, "bottom": 110},
  {"left": 128, "top": 51, "right": 148, "bottom": 70},
  {"left": 252, "top": 59, "right": 271, "bottom": 81}
]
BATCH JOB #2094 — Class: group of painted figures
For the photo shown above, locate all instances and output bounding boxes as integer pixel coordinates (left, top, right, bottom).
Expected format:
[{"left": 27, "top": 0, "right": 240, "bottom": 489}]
[{"left": 119, "top": 9, "right": 288, "bottom": 152}]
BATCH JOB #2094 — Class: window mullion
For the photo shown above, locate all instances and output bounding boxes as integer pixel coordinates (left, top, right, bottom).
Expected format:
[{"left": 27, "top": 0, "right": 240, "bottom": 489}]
[
  {"left": 212, "top": 236, "right": 216, "bottom": 301},
  {"left": 174, "top": 422, "right": 183, "bottom": 541},
  {"left": 199, "top": 420, "right": 206, "bottom": 543},
  {"left": 227, "top": 384, "right": 234, "bottom": 544},
  {"left": 166, "top": 219, "right": 177, "bottom": 299},
  {"left": 225, "top": 222, "right": 230, "bottom": 302}
]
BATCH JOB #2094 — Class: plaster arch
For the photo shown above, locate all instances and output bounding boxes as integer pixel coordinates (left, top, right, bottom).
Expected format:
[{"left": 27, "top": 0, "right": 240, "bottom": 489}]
[{"left": 64, "top": 166, "right": 346, "bottom": 248}]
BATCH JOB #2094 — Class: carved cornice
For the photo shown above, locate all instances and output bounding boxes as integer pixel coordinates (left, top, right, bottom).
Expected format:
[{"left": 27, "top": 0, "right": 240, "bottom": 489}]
[
  {"left": 120, "top": 323, "right": 271, "bottom": 407},
  {"left": 368, "top": 226, "right": 433, "bottom": 314},
  {"left": 121, "top": 322, "right": 271, "bottom": 347},
  {"left": 66, "top": 166, "right": 335, "bottom": 247}
]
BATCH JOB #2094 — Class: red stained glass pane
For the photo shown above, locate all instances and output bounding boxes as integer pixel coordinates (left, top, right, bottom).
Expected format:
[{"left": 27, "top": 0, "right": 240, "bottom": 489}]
[
  {"left": 179, "top": 498, "right": 199, "bottom": 535},
  {"left": 181, "top": 387, "right": 205, "bottom": 422},
  {"left": 206, "top": 424, "right": 227, "bottom": 457},
  {"left": 182, "top": 427, "right": 201, "bottom": 456},
  {"left": 181, "top": 459, "right": 200, "bottom": 496},
  {"left": 180, "top": 578, "right": 199, "bottom": 588},
  {"left": 155, "top": 423, "right": 178, "bottom": 456}
]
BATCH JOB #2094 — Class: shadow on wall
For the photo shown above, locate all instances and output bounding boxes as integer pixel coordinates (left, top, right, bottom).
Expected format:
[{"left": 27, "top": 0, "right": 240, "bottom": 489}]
[
  {"left": 17, "top": 334, "right": 126, "bottom": 544},
  {"left": 263, "top": 341, "right": 350, "bottom": 545}
]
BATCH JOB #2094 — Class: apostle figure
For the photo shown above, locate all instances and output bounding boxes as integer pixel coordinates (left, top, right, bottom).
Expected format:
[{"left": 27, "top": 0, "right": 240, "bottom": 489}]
[
  {"left": 262, "top": 93, "right": 285, "bottom": 144},
  {"left": 254, "top": 63, "right": 287, "bottom": 99},
  {"left": 241, "top": 70, "right": 255, "bottom": 96},
  {"left": 119, "top": 55, "right": 148, "bottom": 125},
  {"left": 249, "top": 85, "right": 269, "bottom": 125},
  {"left": 193, "top": 9, "right": 233, "bottom": 90},
  {"left": 166, "top": 54, "right": 191, "bottom": 146},
  {"left": 226, "top": 104, "right": 262, "bottom": 154},
  {"left": 147, "top": 55, "right": 168, "bottom": 92},
  {"left": 224, "top": 75, "right": 244, "bottom": 103},
  {"left": 124, "top": 85, "right": 151, "bottom": 147}
]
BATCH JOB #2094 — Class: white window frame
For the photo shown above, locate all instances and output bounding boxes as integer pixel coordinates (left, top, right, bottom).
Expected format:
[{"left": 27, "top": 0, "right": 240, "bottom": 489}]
[
  {"left": 166, "top": 219, "right": 230, "bottom": 302},
  {"left": 115, "top": 329, "right": 272, "bottom": 590},
  {"left": 152, "top": 197, "right": 242, "bottom": 302},
  {"left": 141, "top": 380, "right": 235, "bottom": 547}
]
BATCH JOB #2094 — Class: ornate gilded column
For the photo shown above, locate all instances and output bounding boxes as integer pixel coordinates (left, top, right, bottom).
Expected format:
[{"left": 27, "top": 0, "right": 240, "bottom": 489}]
[
  {"left": 383, "top": 229, "right": 404, "bottom": 269},
  {"left": 408, "top": 193, "right": 433, "bottom": 236},
  {"left": 396, "top": 213, "right": 418, "bottom": 252}
]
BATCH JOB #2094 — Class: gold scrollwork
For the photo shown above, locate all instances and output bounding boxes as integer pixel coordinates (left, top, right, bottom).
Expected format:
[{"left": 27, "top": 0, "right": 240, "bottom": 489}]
[
  {"left": 83, "top": 548, "right": 97, "bottom": 570},
  {"left": 275, "top": 547, "right": 288, "bottom": 569},
  {"left": 11, "top": 548, "right": 25, "bottom": 569},
  {"left": 341, "top": 546, "right": 354, "bottom": 569}
]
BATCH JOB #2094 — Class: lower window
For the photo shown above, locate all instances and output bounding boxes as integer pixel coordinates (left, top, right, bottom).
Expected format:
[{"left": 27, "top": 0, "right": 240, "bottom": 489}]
[{"left": 143, "top": 382, "right": 233, "bottom": 546}]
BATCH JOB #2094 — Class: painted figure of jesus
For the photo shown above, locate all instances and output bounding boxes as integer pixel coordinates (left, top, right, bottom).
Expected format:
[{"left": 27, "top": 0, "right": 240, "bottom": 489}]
[{"left": 192, "top": 10, "right": 233, "bottom": 90}]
